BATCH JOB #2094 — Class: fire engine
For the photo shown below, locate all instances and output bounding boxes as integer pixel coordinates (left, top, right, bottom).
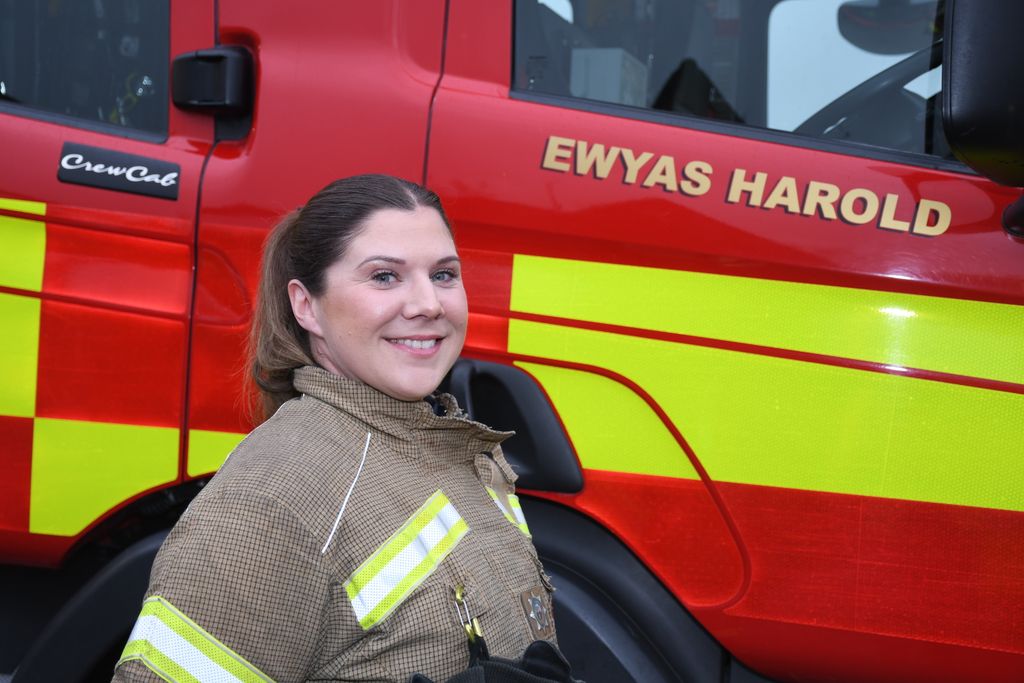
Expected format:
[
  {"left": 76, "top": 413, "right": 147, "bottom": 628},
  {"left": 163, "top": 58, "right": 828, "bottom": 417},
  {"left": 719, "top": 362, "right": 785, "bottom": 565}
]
[{"left": 0, "top": 1, "right": 1021, "bottom": 681}]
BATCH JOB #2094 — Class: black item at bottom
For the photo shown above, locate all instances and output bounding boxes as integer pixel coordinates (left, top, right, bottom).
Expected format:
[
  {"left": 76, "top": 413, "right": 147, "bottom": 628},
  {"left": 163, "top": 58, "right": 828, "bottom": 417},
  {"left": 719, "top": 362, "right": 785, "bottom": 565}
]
[{"left": 409, "top": 639, "right": 580, "bottom": 683}]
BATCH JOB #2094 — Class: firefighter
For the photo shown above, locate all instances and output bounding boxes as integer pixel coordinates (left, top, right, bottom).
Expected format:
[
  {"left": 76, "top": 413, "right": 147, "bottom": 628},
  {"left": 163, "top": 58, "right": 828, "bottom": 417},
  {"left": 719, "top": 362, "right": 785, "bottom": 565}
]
[{"left": 112, "top": 175, "right": 567, "bottom": 682}]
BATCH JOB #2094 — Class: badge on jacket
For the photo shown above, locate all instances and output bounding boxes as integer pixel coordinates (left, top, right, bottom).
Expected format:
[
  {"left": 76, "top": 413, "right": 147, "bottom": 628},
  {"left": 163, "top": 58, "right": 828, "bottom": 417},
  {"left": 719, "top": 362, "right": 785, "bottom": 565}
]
[{"left": 520, "top": 586, "right": 555, "bottom": 639}]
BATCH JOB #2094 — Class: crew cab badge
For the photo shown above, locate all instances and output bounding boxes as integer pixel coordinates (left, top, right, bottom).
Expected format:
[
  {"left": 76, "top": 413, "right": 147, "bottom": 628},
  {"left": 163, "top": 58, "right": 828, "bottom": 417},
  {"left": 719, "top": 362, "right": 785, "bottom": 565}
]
[
  {"left": 57, "top": 142, "right": 180, "bottom": 200},
  {"left": 520, "top": 587, "right": 554, "bottom": 639}
]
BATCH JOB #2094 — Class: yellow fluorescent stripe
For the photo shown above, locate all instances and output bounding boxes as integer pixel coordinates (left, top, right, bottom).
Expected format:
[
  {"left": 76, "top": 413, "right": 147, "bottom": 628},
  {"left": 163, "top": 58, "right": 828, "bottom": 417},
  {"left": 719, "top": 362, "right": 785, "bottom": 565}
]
[
  {"left": 31, "top": 419, "right": 179, "bottom": 535},
  {"left": 510, "top": 319, "right": 1024, "bottom": 512},
  {"left": 510, "top": 255, "right": 1024, "bottom": 385},
  {"left": 346, "top": 491, "right": 451, "bottom": 599},
  {"left": 0, "top": 214, "right": 46, "bottom": 292},
  {"left": 119, "top": 642, "right": 200, "bottom": 683},
  {"left": 516, "top": 361, "right": 698, "bottom": 480},
  {"left": 129, "top": 596, "right": 272, "bottom": 681},
  {"left": 187, "top": 429, "right": 246, "bottom": 477},
  {"left": 359, "top": 518, "right": 468, "bottom": 629},
  {"left": 0, "top": 197, "right": 46, "bottom": 216},
  {"left": 0, "top": 293, "right": 40, "bottom": 417},
  {"left": 507, "top": 495, "right": 531, "bottom": 536}
]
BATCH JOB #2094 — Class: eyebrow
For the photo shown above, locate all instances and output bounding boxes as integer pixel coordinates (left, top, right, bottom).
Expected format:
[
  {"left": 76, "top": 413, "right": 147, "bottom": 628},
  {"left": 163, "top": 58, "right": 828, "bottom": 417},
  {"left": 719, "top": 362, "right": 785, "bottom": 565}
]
[{"left": 357, "top": 255, "right": 461, "bottom": 267}]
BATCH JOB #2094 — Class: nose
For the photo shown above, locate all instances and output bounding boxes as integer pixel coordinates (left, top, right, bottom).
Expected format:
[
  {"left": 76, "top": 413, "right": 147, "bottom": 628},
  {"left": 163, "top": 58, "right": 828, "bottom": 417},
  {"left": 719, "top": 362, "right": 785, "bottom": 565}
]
[{"left": 403, "top": 274, "right": 444, "bottom": 319}]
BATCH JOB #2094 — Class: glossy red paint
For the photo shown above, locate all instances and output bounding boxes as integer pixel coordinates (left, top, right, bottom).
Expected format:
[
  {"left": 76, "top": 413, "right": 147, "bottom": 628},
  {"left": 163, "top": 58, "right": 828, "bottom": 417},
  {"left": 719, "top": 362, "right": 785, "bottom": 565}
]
[
  {"left": 1, "top": 2, "right": 1020, "bottom": 680},
  {"left": 549, "top": 471, "right": 1024, "bottom": 683},
  {"left": 0, "top": 2, "right": 214, "bottom": 562},
  {"left": 431, "top": 2, "right": 1024, "bottom": 681},
  {"left": 184, "top": 1, "right": 448, "bottom": 445},
  {"left": 430, "top": 93, "right": 1023, "bottom": 306},
  {"left": 43, "top": 223, "right": 191, "bottom": 318},
  {"left": 0, "top": 416, "right": 33, "bottom": 533},
  {"left": 36, "top": 301, "right": 187, "bottom": 427}
]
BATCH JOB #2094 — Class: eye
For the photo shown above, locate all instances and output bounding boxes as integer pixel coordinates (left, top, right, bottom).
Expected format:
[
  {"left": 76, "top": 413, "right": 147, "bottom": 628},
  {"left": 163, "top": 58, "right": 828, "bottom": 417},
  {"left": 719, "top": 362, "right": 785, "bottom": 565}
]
[
  {"left": 370, "top": 270, "right": 398, "bottom": 285},
  {"left": 432, "top": 268, "right": 460, "bottom": 284}
]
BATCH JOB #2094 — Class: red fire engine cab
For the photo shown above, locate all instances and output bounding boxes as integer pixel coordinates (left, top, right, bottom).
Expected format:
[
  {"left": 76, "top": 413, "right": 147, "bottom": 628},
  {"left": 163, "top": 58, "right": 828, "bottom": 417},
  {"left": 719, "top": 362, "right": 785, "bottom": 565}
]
[{"left": 0, "top": 1, "right": 1021, "bottom": 681}]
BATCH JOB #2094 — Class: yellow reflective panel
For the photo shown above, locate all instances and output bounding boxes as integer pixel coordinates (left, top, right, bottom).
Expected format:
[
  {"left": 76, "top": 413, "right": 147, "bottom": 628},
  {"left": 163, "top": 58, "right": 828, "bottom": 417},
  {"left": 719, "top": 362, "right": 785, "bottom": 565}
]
[
  {"left": 510, "top": 255, "right": 1024, "bottom": 385},
  {"left": 509, "top": 319, "right": 1024, "bottom": 512},
  {"left": 0, "top": 215, "right": 46, "bottom": 292},
  {"left": 0, "top": 293, "right": 40, "bottom": 417},
  {"left": 0, "top": 198, "right": 46, "bottom": 216},
  {"left": 31, "top": 419, "right": 178, "bottom": 536},
  {"left": 186, "top": 429, "right": 245, "bottom": 477},
  {"left": 515, "top": 362, "right": 698, "bottom": 479}
]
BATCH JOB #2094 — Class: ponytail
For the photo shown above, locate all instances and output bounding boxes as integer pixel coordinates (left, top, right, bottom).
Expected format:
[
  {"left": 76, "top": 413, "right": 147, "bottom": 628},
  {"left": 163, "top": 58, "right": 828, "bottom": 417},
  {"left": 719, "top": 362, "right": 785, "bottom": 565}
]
[{"left": 248, "top": 209, "right": 312, "bottom": 420}]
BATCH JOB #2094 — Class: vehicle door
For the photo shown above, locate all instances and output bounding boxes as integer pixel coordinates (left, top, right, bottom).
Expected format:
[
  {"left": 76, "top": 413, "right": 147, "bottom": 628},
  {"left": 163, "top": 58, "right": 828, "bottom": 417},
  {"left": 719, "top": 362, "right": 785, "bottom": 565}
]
[
  {"left": 427, "top": 2, "right": 1023, "bottom": 682},
  {"left": 0, "top": 0, "right": 214, "bottom": 563}
]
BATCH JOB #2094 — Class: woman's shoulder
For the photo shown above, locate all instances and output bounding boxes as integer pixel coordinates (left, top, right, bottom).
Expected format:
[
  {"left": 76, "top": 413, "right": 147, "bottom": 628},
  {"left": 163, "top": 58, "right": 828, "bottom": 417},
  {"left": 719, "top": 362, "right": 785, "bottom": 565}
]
[{"left": 202, "top": 394, "right": 373, "bottom": 522}]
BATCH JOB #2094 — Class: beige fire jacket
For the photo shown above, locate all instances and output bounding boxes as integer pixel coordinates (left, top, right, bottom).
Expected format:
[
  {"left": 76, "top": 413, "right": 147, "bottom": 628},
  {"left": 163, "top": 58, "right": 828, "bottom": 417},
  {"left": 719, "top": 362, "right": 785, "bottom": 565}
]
[{"left": 113, "top": 366, "right": 556, "bottom": 683}]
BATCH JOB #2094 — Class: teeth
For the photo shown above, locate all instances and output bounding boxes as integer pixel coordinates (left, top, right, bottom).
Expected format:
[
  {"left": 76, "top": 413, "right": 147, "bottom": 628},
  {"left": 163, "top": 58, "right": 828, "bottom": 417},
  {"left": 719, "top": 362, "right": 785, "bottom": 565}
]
[{"left": 391, "top": 338, "right": 438, "bottom": 349}]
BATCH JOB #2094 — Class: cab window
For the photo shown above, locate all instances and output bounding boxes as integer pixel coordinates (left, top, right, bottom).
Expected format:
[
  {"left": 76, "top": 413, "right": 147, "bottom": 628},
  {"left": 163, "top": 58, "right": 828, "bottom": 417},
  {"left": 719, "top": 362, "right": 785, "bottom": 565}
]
[
  {"left": 0, "top": 0, "right": 169, "bottom": 136},
  {"left": 514, "top": 0, "right": 948, "bottom": 159}
]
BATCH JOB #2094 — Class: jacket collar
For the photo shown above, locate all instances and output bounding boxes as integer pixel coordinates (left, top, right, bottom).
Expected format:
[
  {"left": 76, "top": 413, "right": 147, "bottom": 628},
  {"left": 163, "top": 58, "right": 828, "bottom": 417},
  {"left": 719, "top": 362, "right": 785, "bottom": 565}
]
[{"left": 292, "top": 365, "right": 513, "bottom": 453}]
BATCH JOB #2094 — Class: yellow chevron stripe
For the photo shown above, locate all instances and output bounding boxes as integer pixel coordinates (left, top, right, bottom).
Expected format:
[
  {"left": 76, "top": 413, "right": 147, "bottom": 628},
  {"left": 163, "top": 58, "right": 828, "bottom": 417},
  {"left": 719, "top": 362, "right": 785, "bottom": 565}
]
[
  {"left": 0, "top": 214, "right": 46, "bottom": 292},
  {"left": 510, "top": 255, "right": 1024, "bottom": 385},
  {"left": 187, "top": 429, "right": 246, "bottom": 477},
  {"left": 510, "top": 319, "right": 1024, "bottom": 512},
  {"left": 31, "top": 418, "right": 178, "bottom": 535},
  {"left": 0, "top": 197, "right": 46, "bottom": 216},
  {"left": 516, "top": 361, "right": 698, "bottom": 479},
  {"left": 0, "top": 293, "right": 40, "bottom": 418}
]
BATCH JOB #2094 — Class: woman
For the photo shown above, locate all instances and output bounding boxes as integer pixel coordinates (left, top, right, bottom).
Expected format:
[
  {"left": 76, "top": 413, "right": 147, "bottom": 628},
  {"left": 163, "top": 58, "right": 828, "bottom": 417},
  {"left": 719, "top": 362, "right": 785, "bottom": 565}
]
[{"left": 113, "top": 175, "right": 560, "bottom": 682}]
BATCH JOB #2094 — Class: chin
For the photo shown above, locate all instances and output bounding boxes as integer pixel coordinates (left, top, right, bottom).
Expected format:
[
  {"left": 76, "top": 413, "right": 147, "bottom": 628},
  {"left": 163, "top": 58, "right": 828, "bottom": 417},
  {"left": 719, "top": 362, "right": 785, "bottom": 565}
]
[{"left": 384, "top": 377, "right": 445, "bottom": 402}]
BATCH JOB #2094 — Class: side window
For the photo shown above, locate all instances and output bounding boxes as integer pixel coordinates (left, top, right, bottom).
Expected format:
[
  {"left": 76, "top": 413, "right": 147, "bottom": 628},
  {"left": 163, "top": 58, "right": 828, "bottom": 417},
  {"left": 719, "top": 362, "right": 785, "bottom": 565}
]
[
  {"left": 514, "top": 0, "right": 948, "bottom": 159},
  {"left": 0, "top": 0, "right": 169, "bottom": 136}
]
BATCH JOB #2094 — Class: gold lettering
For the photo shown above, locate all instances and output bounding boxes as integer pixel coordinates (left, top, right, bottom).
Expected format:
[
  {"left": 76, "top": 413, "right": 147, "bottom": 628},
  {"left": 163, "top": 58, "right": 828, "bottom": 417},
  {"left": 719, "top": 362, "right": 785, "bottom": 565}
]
[
  {"left": 620, "top": 148, "right": 655, "bottom": 184},
  {"left": 680, "top": 160, "right": 713, "bottom": 196},
  {"left": 727, "top": 169, "right": 768, "bottom": 206},
  {"left": 911, "top": 199, "right": 951, "bottom": 236},
  {"left": 575, "top": 140, "right": 620, "bottom": 179},
  {"left": 541, "top": 136, "right": 575, "bottom": 172},
  {"left": 642, "top": 155, "right": 678, "bottom": 192},
  {"left": 839, "top": 188, "right": 880, "bottom": 225},
  {"left": 762, "top": 176, "right": 801, "bottom": 213},
  {"left": 878, "top": 193, "right": 911, "bottom": 231},
  {"left": 801, "top": 181, "right": 841, "bottom": 219}
]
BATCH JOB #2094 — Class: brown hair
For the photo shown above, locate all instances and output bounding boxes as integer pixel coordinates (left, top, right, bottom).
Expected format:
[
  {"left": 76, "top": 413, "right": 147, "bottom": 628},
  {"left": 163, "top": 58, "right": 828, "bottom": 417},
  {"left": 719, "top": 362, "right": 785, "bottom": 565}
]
[{"left": 248, "top": 174, "right": 451, "bottom": 420}]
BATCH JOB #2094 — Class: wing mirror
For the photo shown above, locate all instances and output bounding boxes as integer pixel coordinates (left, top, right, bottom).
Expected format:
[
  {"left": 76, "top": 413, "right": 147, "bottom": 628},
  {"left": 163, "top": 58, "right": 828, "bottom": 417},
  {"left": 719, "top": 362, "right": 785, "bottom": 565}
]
[{"left": 941, "top": 0, "right": 1024, "bottom": 235}]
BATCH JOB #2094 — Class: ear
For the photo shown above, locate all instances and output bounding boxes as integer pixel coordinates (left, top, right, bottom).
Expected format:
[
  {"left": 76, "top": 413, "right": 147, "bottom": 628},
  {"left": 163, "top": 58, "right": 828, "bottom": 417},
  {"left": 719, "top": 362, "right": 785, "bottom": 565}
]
[{"left": 288, "top": 279, "right": 325, "bottom": 338}]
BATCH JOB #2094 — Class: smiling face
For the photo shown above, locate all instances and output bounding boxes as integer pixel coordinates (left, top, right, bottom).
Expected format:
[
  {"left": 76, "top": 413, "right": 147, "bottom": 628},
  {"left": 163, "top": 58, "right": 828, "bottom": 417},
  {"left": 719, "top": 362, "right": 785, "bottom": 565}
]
[{"left": 288, "top": 206, "right": 468, "bottom": 401}]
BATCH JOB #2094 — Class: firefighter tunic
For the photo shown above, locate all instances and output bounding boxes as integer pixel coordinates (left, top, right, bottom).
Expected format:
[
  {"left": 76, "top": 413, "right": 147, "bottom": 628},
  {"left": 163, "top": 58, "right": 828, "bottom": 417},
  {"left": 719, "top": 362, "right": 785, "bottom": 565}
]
[{"left": 113, "top": 365, "right": 556, "bottom": 683}]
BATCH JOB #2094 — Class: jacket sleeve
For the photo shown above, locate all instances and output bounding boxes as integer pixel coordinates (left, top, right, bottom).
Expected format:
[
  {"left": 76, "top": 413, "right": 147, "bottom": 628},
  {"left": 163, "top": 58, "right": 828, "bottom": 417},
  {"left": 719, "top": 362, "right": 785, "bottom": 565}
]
[{"left": 112, "top": 489, "right": 329, "bottom": 683}]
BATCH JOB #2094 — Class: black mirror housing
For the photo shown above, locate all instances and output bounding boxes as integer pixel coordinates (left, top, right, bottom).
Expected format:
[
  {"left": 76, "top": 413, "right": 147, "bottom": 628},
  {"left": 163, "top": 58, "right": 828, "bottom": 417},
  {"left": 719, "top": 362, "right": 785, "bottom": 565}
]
[{"left": 942, "top": 1, "right": 1024, "bottom": 187}]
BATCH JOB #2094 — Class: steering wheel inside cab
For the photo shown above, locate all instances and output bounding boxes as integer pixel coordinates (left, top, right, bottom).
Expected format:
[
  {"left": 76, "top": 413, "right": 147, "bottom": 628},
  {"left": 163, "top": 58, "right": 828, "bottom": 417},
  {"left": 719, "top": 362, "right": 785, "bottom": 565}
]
[{"left": 795, "top": 42, "right": 943, "bottom": 156}]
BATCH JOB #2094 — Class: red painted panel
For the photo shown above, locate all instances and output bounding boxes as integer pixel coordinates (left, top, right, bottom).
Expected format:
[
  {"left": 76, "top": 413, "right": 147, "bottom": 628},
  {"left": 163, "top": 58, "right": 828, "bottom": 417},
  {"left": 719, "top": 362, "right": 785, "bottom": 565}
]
[
  {"left": 696, "top": 610, "right": 1024, "bottom": 683},
  {"left": 186, "top": 222, "right": 262, "bottom": 435},
  {"left": 44, "top": 204, "right": 194, "bottom": 244},
  {"left": 186, "top": 322, "right": 252, "bottom": 435},
  {"left": 566, "top": 470, "right": 746, "bottom": 607},
  {"left": 43, "top": 223, "right": 191, "bottom": 317},
  {"left": 0, "top": 416, "right": 33, "bottom": 532},
  {"left": 36, "top": 300, "right": 186, "bottom": 427},
  {"left": 188, "top": 1, "right": 447, "bottom": 439},
  {"left": 562, "top": 472, "right": 1024, "bottom": 681},
  {"left": 716, "top": 482, "right": 1024, "bottom": 655},
  {"left": 461, "top": 248, "right": 513, "bottom": 314},
  {"left": 0, "top": 529, "right": 71, "bottom": 567}
]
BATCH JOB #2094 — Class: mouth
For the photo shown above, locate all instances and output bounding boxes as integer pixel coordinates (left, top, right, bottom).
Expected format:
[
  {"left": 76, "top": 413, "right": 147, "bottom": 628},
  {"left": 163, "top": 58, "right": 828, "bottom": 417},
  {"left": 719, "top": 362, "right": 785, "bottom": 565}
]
[{"left": 387, "top": 336, "right": 443, "bottom": 352}]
